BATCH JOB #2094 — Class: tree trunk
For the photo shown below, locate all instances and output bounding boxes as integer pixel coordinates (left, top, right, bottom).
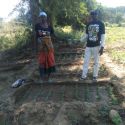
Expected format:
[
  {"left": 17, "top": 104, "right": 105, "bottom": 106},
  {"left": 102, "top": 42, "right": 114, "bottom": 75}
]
[{"left": 29, "top": 0, "right": 40, "bottom": 52}]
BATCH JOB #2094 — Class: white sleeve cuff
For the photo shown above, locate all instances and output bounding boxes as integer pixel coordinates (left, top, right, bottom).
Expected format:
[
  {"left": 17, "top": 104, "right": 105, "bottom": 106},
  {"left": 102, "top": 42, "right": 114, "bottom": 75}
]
[
  {"left": 100, "top": 34, "right": 105, "bottom": 47},
  {"left": 80, "top": 34, "right": 88, "bottom": 43}
]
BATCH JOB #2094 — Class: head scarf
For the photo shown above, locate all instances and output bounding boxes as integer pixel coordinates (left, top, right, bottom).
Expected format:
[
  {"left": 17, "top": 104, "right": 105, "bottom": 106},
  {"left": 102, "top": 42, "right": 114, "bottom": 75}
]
[{"left": 39, "top": 11, "right": 47, "bottom": 17}]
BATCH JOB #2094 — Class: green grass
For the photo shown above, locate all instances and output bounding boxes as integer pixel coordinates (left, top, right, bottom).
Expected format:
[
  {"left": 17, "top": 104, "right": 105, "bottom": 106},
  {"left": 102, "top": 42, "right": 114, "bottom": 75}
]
[
  {"left": 110, "top": 50, "right": 125, "bottom": 63},
  {"left": 106, "top": 26, "right": 125, "bottom": 63},
  {"left": 0, "top": 21, "right": 32, "bottom": 51},
  {"left": 106, "top": 27, "right": 125, "bottom": 45}
]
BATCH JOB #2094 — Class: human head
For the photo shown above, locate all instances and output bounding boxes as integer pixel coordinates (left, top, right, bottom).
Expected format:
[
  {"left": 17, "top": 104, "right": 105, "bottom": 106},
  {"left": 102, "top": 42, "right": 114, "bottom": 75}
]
[
  {"left": 90, "top": 10, "right": 98, "bottom": 20},
  {"left": 39, "top": 11, "right": 47, "bottom": 23}
]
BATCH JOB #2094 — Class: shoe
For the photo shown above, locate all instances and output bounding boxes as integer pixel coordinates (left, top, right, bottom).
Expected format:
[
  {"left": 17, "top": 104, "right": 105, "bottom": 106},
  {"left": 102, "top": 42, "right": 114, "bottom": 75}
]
[
  {"left": 12, "top": 79, "right": 25, "bottom": 88},
  {"left": 48, "top": 79, "right": 53, "bottom": 83},
  {"left": 93, "top": 77, "right": 97, "bottom": 82},
  {"left": 79, "top": 77, "right": 87, "bottom": 81}
]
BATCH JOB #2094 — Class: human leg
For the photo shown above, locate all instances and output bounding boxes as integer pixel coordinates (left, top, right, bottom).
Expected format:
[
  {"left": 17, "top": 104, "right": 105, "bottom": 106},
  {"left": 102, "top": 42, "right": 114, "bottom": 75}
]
[
  {"left": 93, "top": 46, "right": 100, "bottom": 78},
  {"left": 81, "top": 47, "right": 91, "bottom": 78}
]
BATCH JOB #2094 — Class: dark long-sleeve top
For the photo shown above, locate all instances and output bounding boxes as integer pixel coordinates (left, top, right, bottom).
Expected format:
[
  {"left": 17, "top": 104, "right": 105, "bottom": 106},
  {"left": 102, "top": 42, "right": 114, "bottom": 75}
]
[{"left": 35, "top": 23, "right": 54, "bottom": 38}]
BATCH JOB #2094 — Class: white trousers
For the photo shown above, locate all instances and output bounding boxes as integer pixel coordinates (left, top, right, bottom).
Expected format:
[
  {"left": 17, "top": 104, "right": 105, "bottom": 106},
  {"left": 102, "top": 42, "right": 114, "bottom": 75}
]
[{"left": 82, "top": 46, "right": 100, "bottom": 78}]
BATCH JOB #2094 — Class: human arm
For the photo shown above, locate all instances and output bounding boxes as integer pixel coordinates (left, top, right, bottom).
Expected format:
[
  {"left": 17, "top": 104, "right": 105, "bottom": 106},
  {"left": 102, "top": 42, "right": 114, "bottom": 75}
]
[
  {"left": 35, "top": 23, "right": 43, "bottom": 37},
  {"left": 99, "top": 22, "right": 105, "bottom": 55},
  {"left": 80, "top": 33, "right": 88, "bottom": 43},
  {"left": 80, "top": 33, "right": 88, "bottom": 48},
  {"left": 99, "top": 34, "right": 105, "bottom": 55}
]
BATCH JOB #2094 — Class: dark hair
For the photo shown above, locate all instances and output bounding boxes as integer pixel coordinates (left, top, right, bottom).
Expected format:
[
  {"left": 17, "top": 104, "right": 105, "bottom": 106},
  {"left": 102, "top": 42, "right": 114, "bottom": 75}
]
[{"left": 90, "top": 10, "right": 98, "bottom": 16}]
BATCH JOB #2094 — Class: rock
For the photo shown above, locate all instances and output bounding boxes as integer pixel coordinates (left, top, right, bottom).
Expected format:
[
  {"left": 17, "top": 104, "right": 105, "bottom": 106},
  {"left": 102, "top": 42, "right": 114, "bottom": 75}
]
[{"left": 109, "top": 109, "right": 123, "bottom": 125}]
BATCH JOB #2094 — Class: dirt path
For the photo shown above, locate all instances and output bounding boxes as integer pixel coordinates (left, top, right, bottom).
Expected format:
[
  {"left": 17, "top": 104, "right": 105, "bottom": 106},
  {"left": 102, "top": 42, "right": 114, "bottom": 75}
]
[{"left": 103, "top": 53, "right": 125, "bottom": 79}]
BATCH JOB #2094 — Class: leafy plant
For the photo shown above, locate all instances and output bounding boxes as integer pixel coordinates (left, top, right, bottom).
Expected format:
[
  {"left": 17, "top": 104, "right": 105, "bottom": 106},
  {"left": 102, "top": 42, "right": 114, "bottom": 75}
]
[
  {"left": 75, "top": 84, "right": 79, "bottom": 100},
  {"left": 110, "top": 50, "right": 125, "bottom": 63},
  {"left": 106, "top": 27, "right": 125, "bottom": 45},
  {"left": 0, "top": 21, "right": 32, "bottom": 51},
  {"left": 55, "top": 26, "right": 83, "bottom": 41},
  {"left": 111, "top": 113, "right": 122, "bottom": 125},
  {"left": 107, "top": 86, "right": 119, "bottom": 105},
  {"left": 84, "top": 85, "right": 89, "bottom": 101},
  {"left": 99, "top": 105, "right": 110, "bottom": 117},
  {"left": 96, "top": 86, "right": 101, "bottom": 100}
]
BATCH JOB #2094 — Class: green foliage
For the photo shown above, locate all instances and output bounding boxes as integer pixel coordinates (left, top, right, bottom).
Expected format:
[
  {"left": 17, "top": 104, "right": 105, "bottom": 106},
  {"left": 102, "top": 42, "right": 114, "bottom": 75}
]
[
  {"left": 115, "top": 14, "right": 123, "bottom": 24},
  {"left": 56, "top": 1, "right": 88, "bottom": 30},
  {"left": 111, "top": 114, "right": 122, "bottom": 125},
  {"left": 106, "top": 27, "right": 125, "bottom": 63},
  {"left": 55, "top": 26, "right": 83, "bottom": 40},
  {"left": 97, "top": 6, "right": 125, "bottom": 24},
  {"left": 107, "top": 86, "right": 119, "bottom": 105},
  {"left": 10, "top": 0, "right": 31, "bottom": 24},
  {"left": 0, "top": 21, "right": 32, "bottom": 51},
  {"left": 110, "top": 50, "right": 125, "bottom": 63},
  {"left": 84, "top": 85, "right": 89, "bottom": 101},
  {"left": 96, "top": 86, "right": 101, "bottom": 100},
  {"left": 39, "top": 0, "right": 96, "bottom": 29},
  {"left": 98, "top": 105, "right": 109, "bottom": 117},
  {"left": 0, "top": 36, "right": 11, "bottom": 50},
  {"left": 106, "top": 27, "right": 125, "bottom": 44},
  {"left": 13, "top": 28, "right": 32, "bottom": 50},
  {"left": 118, "top": 23, "right": 125, "bottom": 27}
]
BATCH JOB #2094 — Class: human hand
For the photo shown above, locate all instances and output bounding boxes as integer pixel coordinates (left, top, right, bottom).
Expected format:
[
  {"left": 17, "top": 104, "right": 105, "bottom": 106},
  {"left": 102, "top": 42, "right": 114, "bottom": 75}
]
[
  {"left": 99, "top": 47, "right": 104, "bottom": 56},
  {"left": 38, "top": 30, "right": 43, "bottom": 36}
]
